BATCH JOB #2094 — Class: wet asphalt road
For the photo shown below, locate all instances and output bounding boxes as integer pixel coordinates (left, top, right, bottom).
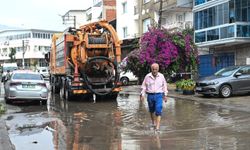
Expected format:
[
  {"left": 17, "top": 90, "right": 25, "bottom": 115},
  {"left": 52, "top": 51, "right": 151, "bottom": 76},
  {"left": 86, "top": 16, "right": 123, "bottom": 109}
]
[{"left": 1, "top": 85, "right": 250, "bottom": 150}]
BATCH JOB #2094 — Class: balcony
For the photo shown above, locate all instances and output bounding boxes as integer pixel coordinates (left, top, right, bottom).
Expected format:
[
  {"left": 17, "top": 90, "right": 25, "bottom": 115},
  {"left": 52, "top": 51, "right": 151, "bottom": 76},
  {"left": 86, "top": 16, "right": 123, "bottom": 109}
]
[
  {"left": 163, "top": 21, "right": 193, "bottom": 30},
  {"left": 161, "top": 0, "right": 192, "bottom": 12},
  {"left": 195, "top": 23, "right": 250, "bottom": 48}
]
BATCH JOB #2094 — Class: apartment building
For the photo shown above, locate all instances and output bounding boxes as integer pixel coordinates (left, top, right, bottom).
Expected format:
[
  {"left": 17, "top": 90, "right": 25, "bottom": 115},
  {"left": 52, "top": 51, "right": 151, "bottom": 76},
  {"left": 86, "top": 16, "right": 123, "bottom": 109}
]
[
  {"left": 61, "top": 10, "right": 88, "bottom": 28},
  {"left": 194, "top": 0, "right": 250, "bottom": 71},
  {"left": 0, "top": 29, "right": 58, "bottom": 69},
  {"left": 116, "top": 0, "right": 193, "bottom": 59},
  {"left": 86, "top": 0, "right": 117, "bottom": 23}
]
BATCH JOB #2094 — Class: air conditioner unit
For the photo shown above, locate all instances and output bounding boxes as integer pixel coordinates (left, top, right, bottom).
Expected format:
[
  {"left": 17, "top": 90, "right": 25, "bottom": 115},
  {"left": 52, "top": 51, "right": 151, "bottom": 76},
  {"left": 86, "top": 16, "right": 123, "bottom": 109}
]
[{"left": 185, "top": 21, "right": 192, "bottom": 29}]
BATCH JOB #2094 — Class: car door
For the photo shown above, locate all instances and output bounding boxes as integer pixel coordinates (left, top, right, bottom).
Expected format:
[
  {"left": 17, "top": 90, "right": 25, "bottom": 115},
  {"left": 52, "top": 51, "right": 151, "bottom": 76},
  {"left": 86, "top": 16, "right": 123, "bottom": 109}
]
[{"left": 233, "top": 66, "right": 250, "bottom": 92}]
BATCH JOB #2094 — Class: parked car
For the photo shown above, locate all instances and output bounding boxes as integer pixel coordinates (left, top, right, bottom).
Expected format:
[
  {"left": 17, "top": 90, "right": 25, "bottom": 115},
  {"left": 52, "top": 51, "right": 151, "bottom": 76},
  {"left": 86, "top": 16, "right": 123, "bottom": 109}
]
[
  {"left": 195, "top": 65, "right": 250, "bottom": 98},
  {"left": 36, "top": 67, "right": 50, "bottom": 78},
  {"left": 4, "top": 70, "right": 48, "bottom": 104},
  {"left": 119, "top": 71, "right": 138, "bottom": 86}
]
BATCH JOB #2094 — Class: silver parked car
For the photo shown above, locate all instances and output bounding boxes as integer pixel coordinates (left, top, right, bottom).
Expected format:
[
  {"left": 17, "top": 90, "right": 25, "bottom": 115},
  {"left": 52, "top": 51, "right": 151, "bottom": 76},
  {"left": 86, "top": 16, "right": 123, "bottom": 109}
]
[
  {"left": 196, "top": 65, "right": 250, "bottom": 98},
  {"left": 4, "top": 70, "right": 48, "bottom": 103}
]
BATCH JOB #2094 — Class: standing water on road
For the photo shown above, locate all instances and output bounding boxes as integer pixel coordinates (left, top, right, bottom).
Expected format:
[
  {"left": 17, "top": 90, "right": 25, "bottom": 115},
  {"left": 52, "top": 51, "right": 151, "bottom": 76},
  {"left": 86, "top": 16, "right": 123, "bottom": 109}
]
[{"left": 2, "top": 90, "right": 250, "bottom": 150}]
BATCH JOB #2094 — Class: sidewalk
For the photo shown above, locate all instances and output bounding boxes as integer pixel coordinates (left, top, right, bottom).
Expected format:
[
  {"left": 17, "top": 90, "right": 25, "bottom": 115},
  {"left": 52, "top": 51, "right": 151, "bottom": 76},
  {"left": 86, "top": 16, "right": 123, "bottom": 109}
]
[
  {"left": 0, "top": 83, "right": 15, "bottom": 150},
  {"left": 0, "top": 119, "right": 15, "bottom": 150},
  {"left": 121, "top": 84, "right": 250, "bottom": 113}
]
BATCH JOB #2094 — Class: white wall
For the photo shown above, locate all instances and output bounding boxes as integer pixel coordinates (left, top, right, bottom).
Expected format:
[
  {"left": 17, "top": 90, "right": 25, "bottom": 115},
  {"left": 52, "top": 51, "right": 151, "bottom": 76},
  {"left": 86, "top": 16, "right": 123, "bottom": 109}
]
[{"left": 116, "top": 0, "right": 138, "bottom": 40}]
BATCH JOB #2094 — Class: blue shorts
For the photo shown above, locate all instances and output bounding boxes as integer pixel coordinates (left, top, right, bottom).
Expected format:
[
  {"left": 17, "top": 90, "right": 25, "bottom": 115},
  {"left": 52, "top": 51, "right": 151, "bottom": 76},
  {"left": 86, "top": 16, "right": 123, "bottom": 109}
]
[{"left": 147, "top": 93, "right": 163, "bottom": 116}]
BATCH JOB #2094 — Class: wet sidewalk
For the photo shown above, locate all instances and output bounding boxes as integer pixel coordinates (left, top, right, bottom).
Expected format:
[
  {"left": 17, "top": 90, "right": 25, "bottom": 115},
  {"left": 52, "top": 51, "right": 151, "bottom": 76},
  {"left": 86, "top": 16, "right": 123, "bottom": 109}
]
[{"left": 121, "top": 84, "right": 250, "bottom": 113}]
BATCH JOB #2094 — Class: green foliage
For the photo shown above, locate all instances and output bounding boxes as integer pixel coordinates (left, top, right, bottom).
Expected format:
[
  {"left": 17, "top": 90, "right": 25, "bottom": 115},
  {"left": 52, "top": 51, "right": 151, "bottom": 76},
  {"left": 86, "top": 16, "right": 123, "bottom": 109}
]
[
  {"left": 175, "top": 80, "right": 183, "bottom": 89},
  {"left": 178, "top": 79, "right": 196, "bottom": 91},
  {"left": 9, "top": 48, "right": 16, "bottom": 63},
  {"left": 0, "top": 103, "right": 6, "bottom": 114}
]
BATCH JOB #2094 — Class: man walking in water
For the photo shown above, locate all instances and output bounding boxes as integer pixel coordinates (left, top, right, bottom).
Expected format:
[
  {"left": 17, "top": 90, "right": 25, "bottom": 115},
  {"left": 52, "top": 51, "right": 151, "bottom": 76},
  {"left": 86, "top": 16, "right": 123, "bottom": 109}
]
[{"left": 140, "top": 63, "right": 168, "bottom": 132}]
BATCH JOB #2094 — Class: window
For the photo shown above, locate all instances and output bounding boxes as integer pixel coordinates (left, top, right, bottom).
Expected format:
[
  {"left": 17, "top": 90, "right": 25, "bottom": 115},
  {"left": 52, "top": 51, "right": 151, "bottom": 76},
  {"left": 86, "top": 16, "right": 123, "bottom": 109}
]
[
  {"left": 195, "top": 31, "right": 206, "bottom": 43},
  {"left": 134, "top": 6, "right": 138, "bottom": 15},
  {"left": 229, "top": 0, "right": 235, "bottom": 23},
  {"left": 39, "top": 59, "right": 48, "bottom": 67},
  {"left": 177, "top": 15, "right": 183, "bottom": 22},
  {"left": 144, "top": 0, "right": 150, "bottom": 4},
  {"left": 221, "top": 26, "right": 234, "bottom": 39},
  {"left": 238, "top": 66, "right": 250, "bottom": 75},
  {"left": 24, "top": 59, "right": 30, "bottom": 68},
  {"left": 195, "top": 0, "right": 205, "bottom": 6},
  {"left": 237, "top": 25, "right": 250, "bottom": 37},
  {"left": 123, "top": 27, "right": 128, "bottom": 38},
  {"left": 143, "top": 18, "right": 151, "bottom": 33},
  {"left": 207, "top": 29, "right": 219, "bottom": 41},
  {"left": 122, "top": 2, "right": 127, "bottom": 14}
]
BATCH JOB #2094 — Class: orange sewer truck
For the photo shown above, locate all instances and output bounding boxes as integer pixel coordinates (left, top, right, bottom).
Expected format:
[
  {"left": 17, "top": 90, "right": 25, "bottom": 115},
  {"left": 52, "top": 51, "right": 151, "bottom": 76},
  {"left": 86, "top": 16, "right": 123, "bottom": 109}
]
[{"left": 45, "top": 20, "right": 122, "bottom": 101}]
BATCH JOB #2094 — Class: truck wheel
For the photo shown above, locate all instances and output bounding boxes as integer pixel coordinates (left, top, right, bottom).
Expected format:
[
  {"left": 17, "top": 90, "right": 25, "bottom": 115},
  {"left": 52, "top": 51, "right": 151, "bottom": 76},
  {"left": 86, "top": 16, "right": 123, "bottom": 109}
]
[
  {"left": 219, "top": 85, "right": 232, "bottom": 98},
  {"left": 120, "top": 77, "right": 129, "bottom": 86},
  {"left": 108, "top": 93, "right": 118, "bottom": 99}
]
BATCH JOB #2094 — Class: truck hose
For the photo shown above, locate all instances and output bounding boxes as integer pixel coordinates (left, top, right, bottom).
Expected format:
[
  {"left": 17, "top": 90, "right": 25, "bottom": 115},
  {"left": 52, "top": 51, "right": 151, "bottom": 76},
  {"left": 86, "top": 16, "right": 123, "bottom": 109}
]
[{"left": 82, "top": 56, "right": 119, "bottom": 96}]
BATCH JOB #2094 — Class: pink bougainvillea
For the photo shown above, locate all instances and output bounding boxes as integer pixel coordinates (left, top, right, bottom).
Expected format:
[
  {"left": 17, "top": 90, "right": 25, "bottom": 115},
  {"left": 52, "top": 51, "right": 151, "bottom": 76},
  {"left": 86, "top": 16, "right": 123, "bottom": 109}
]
[
  {"left": 139, "top": 28, "right": 179, "bottom": 70},
  {"left": 123, "top": 27, "right": 198, "bottom": 82}
]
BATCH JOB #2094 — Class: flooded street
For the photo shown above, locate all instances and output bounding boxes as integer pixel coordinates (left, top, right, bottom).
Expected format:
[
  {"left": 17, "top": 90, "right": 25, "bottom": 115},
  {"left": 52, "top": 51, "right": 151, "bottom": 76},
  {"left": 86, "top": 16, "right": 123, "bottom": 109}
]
[{"left": 2, "top": 87, "right": 250, "bottom": 150}]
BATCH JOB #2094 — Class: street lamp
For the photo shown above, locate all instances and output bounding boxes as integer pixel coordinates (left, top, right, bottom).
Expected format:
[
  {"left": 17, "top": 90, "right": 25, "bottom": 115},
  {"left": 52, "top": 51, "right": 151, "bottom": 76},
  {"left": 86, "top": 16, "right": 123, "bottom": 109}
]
[{"left": 22, "top": 40, "right": 29, "bottom": 69}]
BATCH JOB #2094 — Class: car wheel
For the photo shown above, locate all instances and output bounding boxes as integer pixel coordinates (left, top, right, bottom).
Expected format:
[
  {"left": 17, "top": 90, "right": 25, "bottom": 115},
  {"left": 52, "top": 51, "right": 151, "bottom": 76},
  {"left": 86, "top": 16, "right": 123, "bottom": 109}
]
[
  {"left": 5, "top": 97, "right": 12, "bottom": 104},
  {"left": 107, "top": 93, "right": 118, "bottom": 99},
  {"left": 120, "top": 77, "right": 129, "bottom": 86},
  {"left": 42, "top": 100, "right": 47, "bottom": 105},
  {"left": 219, "top": 85, "right": 232, "bottom": 98}
]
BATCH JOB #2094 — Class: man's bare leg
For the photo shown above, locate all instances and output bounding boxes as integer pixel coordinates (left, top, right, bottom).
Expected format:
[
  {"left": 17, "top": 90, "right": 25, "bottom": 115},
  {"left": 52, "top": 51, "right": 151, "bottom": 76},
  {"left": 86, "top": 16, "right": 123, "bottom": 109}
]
[
  {"left": 155, "top": 115, "right": 161, "bottom": 130},
  {"left": 150, "top": 113, "right": 155, "bottom": 127}
]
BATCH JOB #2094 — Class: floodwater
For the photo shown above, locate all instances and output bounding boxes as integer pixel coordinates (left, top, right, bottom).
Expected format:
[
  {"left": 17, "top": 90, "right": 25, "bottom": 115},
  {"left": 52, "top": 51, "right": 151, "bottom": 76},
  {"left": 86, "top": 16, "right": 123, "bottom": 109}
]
[{"left": 2, "top": 90, "right": 250, "bottom": 150}]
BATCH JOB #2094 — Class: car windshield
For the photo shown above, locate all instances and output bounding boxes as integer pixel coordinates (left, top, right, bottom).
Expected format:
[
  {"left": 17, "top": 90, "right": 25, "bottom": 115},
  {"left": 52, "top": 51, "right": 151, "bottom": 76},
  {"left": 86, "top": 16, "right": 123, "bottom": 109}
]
[
  {"left": 3, "top": 66, "right": 18, "bottom": 72},
  {"left": 12, "top": 73, "right": 42, "bottom": 80},
  {"left": 214, "top": 66, "right": 239, "bottom": 77}
]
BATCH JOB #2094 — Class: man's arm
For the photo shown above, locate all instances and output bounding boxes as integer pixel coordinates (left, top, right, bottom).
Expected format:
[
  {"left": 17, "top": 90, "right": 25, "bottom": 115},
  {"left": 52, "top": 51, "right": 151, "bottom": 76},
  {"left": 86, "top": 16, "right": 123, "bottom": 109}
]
[
  {"left": 140, "top": 76, "right": 147, "bottom": 101},
  {"left": 163, "top": 76, "right": 168, "bottom": 102}
]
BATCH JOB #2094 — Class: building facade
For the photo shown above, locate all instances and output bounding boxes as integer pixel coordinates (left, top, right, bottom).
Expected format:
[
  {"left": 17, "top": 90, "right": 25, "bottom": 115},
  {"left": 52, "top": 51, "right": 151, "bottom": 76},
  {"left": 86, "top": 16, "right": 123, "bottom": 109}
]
[
  {"left": 61, "top": 10, "right": 88, "bottom": 28},
  {"left": 194, "top": 0, "right": 250, "bottom": 67},
  {"left": 117, "top": 0, "right": 193, "bottom": 40},
  {"left": 0, "top": 29, "right": 59, "bottom": 69},
  {"left": 116, "top": 0, "right": 193, "bottom": 59},
  {"left": 86, "top": 0, "right": 117, "bottom": 23}
]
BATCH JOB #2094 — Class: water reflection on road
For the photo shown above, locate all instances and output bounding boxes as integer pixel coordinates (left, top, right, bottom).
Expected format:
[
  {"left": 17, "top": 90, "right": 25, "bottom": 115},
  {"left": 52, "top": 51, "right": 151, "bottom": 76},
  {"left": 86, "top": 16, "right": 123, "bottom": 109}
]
[{"left": 3, "top": 91, "right": 250, "bottom": 150}]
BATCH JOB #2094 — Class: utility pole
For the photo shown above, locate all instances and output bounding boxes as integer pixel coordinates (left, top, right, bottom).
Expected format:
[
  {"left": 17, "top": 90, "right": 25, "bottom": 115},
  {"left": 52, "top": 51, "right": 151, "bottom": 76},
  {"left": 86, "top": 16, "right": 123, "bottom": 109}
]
[
  {"left": 22, "top": 40, "right": 25, "bottom": 69},
  {"left": 22, "top": 40, "right": 29, "bottom": 69},
  {"left": 158, "top": 0, "right": 163, "bottom": 29}
]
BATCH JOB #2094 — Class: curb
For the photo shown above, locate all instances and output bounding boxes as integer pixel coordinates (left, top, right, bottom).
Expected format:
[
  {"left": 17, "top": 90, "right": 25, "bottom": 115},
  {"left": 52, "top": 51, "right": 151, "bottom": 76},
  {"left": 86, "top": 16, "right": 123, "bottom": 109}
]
[{"left": 0, "top": 119, "right": 15, "bottom": 150}]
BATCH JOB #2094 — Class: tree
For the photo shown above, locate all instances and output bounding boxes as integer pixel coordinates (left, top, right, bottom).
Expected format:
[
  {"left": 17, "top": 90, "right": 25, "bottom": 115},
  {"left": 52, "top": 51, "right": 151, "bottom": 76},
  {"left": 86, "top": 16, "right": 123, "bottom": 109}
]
[{"left": 9, "top": 48, "right": 16, "bottom": 63}]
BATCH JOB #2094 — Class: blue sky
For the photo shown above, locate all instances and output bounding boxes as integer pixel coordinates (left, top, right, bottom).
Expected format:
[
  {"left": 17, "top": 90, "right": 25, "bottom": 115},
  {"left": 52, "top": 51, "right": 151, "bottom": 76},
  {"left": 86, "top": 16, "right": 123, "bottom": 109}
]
[{"left": 0, "top": 0, "right": 92, "bottom": 31}]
